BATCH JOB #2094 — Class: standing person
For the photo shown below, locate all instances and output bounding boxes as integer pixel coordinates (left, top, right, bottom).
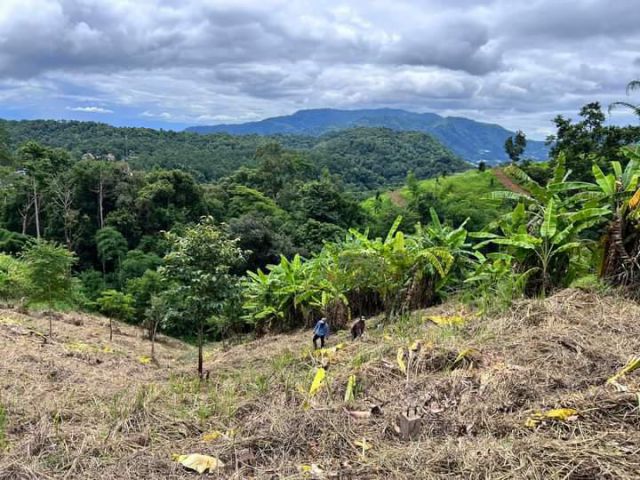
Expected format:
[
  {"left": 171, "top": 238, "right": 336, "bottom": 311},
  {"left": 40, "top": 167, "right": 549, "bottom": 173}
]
[
  {"left": 312, "top": 317, "right": 329, "bottom": 349},
  {"left": 351, "top": 316, "right": 365, "bottom": 340}
]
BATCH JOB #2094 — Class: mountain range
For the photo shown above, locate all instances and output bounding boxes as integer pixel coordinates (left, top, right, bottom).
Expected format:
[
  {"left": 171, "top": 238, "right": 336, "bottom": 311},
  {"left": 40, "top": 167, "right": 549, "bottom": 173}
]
[{"left": 186, "top": 108, "right": 549, "bottom": 164}]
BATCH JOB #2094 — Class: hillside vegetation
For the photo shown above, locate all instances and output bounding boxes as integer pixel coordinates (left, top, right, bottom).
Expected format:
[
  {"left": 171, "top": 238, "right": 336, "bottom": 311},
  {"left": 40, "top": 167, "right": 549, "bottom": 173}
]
[
  {"left": 2, "top": 290, "right": 640, "bottom": 478},
  {"left": 185, "top": 108, "right": 549, "bottom": 164},
  {"left": 0, "top": 120, "right": 466, "bottom": 188},
  {"left": 363, "top": 169, "right": 509, "bottom": 233}
]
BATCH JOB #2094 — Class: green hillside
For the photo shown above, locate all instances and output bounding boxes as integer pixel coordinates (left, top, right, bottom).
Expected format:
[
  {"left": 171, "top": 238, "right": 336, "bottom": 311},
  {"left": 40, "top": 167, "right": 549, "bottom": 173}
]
[
  {"left": 0, "top": 120, "right": 467, "bottom": 190},
  {"left": 363, "top": 169, "right": 509, "bottom": 233}
]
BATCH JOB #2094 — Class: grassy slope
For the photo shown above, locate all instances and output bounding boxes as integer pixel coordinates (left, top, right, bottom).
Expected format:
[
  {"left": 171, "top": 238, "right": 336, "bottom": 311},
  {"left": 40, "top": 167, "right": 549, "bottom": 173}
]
[
  {"left": 2, "top": 290, "right": 640, "bottom": 479},
  {"left": 362, "top": 169, "right": 509, "bottom": 230}
]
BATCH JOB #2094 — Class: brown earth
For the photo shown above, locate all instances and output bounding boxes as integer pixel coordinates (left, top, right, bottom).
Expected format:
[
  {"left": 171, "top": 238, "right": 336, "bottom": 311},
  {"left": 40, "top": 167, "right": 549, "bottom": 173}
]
[
  {"left": 1, "top": 290, "right": 640, "bottom": 479},
  {"left": 493, "top": 168, "right": 531, "bottom": 196}
]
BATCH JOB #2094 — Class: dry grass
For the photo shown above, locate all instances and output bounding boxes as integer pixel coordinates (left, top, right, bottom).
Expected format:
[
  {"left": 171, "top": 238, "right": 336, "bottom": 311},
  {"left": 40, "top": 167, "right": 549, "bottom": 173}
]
[{"left": 1, "top": 289, "right": 640, "bottom": 479}]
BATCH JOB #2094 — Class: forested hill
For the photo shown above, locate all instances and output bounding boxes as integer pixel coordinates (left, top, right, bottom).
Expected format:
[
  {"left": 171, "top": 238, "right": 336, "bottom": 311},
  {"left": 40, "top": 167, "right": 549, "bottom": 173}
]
[
  {"left": 185, "top": 108, "right": 549, "bottom": 164},
  {"left": 0, "top": 120, "right": 468, "bottom": 189}
]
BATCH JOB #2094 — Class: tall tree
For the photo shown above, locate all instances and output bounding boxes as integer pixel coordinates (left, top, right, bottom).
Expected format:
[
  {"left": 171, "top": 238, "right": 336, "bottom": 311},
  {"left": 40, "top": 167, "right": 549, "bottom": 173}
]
[
  {"left": 547, "top": 102, "right": 640, "bottom": 180},
  {"left": 0, "top": 124, "right": 11, "bottom": 166},
  {"left": 504, "top": 130, "right": 527, "bottom": 164},
  {"left": 95, "top": 226, "right": 128, "bottom": 277}
]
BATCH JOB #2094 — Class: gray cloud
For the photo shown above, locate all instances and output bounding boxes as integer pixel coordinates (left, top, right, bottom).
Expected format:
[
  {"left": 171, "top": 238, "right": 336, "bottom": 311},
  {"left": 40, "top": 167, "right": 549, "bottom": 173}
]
[{"left": 0, "top": 0, "right": 638, "bottom": 137}]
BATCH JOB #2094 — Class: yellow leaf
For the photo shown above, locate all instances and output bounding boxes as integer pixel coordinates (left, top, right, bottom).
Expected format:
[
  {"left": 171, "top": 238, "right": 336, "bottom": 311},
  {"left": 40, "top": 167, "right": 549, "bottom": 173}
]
[
  {"left": 344, "top": 374, "right": 356, "bottom": 403},
  {"left": 202, "top": 429, "right": 236, "bottom": 442},
  {"left": 544, "top": 408, "right": 578, "bottom": 421},
  {"left": 174, "top": 453, "right": 224, "bottom": 474},
  {"left": 525, "top": 408, "right": 578, "bottom": 428},
  {"left": 138, "top": 355, "right": 152, "bottom": 365},
  {"left": 630, "top": 188, "right": 640, "bottom": 210},
  {"left": 396, "top": 348, "right": 407, "bottom": 374},
  {"left": 102, "top": 345, "right": 113, "bottom": 353},
  {"left": 427, "top": 315, "right": 466, "bottom": 327},
  {"left": 202, "top": 430, "right": 223, "bottom": 442},
  {"left": 309, "top": 368, "right": 326, "bottom": 396},
  {"left": 453, "top": 348, "right": 478, "bottom": 366},
  {"left": 298, "top": 464, "right": 324, "bottom": 477}
]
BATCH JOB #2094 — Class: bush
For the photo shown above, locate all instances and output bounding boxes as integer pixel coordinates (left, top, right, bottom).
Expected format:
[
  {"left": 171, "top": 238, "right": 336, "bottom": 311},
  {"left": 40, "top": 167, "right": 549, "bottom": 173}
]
[{"left": 0, "top": 254, "right": 27, "bottom": 304}]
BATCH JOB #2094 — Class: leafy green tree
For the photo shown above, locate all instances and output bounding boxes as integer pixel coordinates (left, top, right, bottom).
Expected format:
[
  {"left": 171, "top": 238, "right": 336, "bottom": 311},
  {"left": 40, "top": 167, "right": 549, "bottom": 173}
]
[
  {"left": 97, "top": 289, "right": 135, "bottom": 340},
  {"left": 547, "top": 102, "right": 640, "bottom": 181},
  {"left": 21, "top": 240, "right": 76, "bottom": 336},
  {"left": 144, "top": 295, "right": 168, "bottom": 361},
  {"left": 119, "top": 249, "right": 162, "bottom": 283},
  {"left": 17, "top": 142, "right": 71, "bottom": 239},
  {"left": 504, "top": 130, "right": 526, "bottom": 164},
  {"left": 161, "top": 217, "right": 244, "bottom": 377},
  {"left": 95, "top": 227, "right": 128, "bottom": 276},
  {"left": 126, "top": 268, "right": 164, "bottom": 320},
  {"left": 0, "top": 124, "right": 11, "bottom": 166}
]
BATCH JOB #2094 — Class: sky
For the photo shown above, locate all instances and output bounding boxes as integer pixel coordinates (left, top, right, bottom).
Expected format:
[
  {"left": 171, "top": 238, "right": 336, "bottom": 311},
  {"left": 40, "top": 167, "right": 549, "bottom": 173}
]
[{"left": 0, "top": 0, "right": 638, "bottom": 139}]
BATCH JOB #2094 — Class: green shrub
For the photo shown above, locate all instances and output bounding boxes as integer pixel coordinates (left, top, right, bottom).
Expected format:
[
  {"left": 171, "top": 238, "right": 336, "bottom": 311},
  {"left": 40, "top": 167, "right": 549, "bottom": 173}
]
[{"left": 0, "top": 254, "right": 27, "bottom": 303}]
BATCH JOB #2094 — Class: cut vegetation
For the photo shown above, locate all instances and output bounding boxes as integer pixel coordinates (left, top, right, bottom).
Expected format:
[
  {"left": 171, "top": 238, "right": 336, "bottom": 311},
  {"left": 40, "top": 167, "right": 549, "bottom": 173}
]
[{"left": 2, "top": 289, "right": 640, "bottom": 478}]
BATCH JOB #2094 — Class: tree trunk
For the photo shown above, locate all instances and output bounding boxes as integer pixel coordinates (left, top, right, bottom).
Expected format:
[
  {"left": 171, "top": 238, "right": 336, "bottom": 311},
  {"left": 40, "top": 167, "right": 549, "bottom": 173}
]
[
  {"left": 33, "top": 179, "right": 40, "bottom": 239},
  {"left": 49, "top": 316, "right": 52, "bottom": 338},
  {"left": 150, "top": 326, "right": 156, "bottom": 360},
  {"left": 198, "top": 322, "right": 204, "bottom": 379},
  {"left": 109, "top": 318, "right": 113, "bottom": 341},
  {"left": 98, "top": 174, "right": 104, "bottom": 229}
]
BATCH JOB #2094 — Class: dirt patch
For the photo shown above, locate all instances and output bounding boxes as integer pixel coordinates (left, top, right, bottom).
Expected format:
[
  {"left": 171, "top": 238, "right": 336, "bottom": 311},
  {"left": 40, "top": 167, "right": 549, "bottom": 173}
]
[
  {"left": 388, "top": 190, "right": 407, "bottom": 208},
  {"left": 493, "top": 168, "right": 531, "bottom": 196}
]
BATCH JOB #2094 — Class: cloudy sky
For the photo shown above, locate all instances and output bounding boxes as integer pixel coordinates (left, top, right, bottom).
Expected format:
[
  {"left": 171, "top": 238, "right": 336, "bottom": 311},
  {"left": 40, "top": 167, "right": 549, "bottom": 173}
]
[{"left": 0, "top": 0, "right": 638, "bottom": 138}]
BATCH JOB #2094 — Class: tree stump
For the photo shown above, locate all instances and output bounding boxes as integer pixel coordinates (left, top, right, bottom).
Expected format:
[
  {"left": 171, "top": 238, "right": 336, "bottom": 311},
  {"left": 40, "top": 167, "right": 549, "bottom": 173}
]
[{"left": 394, "top": 407, "right": 422, "bottom": 441}]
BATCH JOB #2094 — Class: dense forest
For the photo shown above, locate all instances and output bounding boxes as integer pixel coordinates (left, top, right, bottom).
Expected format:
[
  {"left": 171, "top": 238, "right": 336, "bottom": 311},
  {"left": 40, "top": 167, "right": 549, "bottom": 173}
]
[
  {"left": 1, "top": 120, "right": 466, "bottom": 189},
  {"left": 1, "top": 97, "right": 640, "bottom": 376}
]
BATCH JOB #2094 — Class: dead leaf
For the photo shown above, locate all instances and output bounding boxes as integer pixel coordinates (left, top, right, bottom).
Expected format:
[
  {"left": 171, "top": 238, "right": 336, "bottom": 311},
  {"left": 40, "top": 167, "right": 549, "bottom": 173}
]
[{"left": 173, "top": 453, "right": 224, "bottom": 473}]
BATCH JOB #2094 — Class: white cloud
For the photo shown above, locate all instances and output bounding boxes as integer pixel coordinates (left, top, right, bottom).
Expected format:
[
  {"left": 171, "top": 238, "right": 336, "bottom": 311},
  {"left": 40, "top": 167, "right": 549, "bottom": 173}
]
[
  {"left": 0, "top": 0, "right": 638, "bottom": 136},
  {"left": 66, "top": 106, "right": 113, "bottom": 113}
]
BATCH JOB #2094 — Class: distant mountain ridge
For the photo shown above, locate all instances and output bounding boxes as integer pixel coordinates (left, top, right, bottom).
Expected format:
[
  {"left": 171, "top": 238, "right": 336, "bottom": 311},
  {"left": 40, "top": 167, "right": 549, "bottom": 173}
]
[{"left": 186, "top": 108, "right": 548, "bottom": 164}]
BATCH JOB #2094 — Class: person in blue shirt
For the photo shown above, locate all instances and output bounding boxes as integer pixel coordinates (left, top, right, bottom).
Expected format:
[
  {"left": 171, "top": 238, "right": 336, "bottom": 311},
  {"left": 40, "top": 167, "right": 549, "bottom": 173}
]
[{"left": 312, "top": 317, "right": 329, "bottom": 349}]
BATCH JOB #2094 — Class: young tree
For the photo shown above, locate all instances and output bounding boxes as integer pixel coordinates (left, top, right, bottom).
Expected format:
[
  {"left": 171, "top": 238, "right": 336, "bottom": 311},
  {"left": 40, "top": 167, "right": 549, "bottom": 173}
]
[
  {"left": 504, "top": 130, "right": 527, "bottom": 164},
  {"left": 161, "top": 217, "right": 244, "bottom": 378},
  {"left": 97, "top": 289, "right": 134, "bottom": 341},
  {"left": 21, "top": 240, "right": 76, "bottom": 336},
  {"left": 144, "top": 295, "right": 168, "bottom": 361}
]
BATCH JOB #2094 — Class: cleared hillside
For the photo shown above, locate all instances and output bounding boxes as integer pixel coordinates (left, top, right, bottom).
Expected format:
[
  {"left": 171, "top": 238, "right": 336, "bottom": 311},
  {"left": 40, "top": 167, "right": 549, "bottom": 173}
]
[{"left": 2, "top": 290, "right": 640, "bottom": 479}]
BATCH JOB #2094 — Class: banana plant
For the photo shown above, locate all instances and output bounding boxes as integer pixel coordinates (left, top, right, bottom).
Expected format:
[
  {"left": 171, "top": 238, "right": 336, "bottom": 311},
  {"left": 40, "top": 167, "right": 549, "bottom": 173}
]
[
  {"left": 475, "top": 197, "right": 609, "bottom": 296},
  {"left": 588, "top": 147, "right": 640, "bottom": 285}
]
